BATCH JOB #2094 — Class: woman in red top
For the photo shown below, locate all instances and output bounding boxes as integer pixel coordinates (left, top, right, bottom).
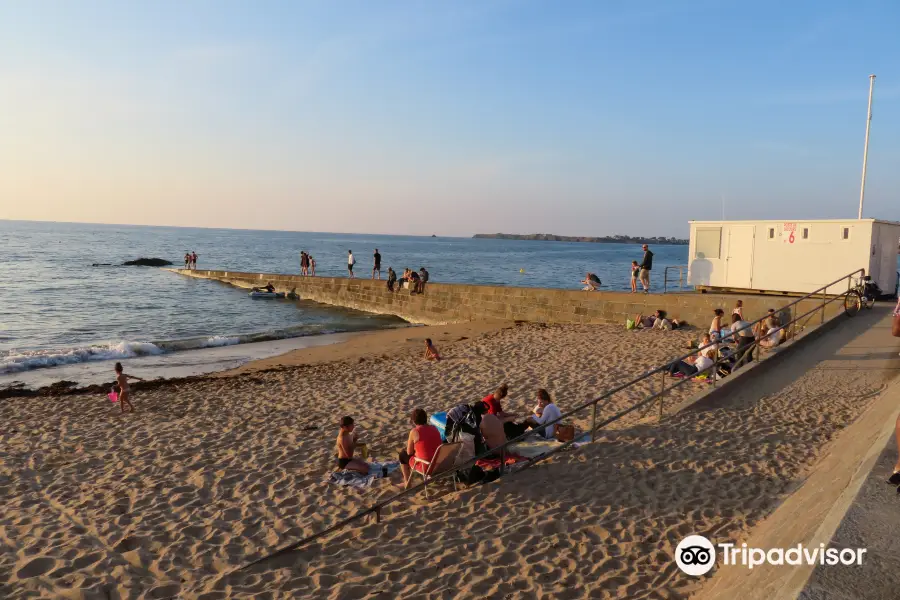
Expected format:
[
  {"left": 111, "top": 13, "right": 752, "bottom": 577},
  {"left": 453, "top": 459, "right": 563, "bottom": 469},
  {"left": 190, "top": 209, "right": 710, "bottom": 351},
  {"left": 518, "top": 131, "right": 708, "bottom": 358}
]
[{"left": 399, "top": 408, "right": 443, "bottom": 480}]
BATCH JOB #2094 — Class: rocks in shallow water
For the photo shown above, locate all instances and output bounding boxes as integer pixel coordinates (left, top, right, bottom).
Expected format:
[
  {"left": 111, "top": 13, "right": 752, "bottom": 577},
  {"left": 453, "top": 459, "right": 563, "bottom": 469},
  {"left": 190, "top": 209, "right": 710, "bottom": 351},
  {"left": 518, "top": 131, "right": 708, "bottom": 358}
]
[{"left": 123, "top": 258, "right": 173, "bottom": 267}]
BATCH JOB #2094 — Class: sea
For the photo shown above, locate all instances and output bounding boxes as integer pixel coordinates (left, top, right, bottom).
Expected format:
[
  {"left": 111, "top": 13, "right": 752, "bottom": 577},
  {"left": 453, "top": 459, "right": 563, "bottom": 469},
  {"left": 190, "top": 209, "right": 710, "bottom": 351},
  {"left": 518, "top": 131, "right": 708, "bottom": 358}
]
[{"left": 0, "top": 220, "right": 689, "bottom": 389}]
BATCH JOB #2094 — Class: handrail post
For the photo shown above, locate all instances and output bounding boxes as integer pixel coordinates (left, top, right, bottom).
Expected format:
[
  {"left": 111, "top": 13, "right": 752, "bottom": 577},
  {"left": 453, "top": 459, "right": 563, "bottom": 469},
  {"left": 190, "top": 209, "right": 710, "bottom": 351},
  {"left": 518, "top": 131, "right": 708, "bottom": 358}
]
[
  {"left": 658, "top": 370, "right": 666, "bottom": 422},
  {"left": 591, "top": 401, "right": 598, "bottom": 442},
  {"left": 820, "top": 289, "right": 826, "bottom": 324}
]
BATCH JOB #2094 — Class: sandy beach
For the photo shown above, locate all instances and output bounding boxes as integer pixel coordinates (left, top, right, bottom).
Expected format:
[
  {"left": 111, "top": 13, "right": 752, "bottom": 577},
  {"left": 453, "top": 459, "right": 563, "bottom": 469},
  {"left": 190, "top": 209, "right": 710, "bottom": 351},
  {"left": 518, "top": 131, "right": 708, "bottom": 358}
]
[{"left": 1, "top": 314, "right": 892, "bottom": 599}]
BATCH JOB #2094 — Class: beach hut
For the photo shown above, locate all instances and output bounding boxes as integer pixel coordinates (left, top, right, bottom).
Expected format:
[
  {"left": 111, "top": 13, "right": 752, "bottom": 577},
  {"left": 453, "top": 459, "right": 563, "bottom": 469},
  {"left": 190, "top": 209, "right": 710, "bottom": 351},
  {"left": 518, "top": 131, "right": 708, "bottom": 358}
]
[{"left": 687, "top": 218, "right": 900, "bottom": 296}]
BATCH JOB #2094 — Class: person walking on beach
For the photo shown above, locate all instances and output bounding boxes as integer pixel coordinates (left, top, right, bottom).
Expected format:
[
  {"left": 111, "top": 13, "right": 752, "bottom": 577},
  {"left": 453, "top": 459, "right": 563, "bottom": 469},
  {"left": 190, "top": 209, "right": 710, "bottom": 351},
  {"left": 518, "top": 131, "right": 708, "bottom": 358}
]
[
  {"left": 638, "top": 244, "right": 653, "bottom": 293},
  {"left": 335, "top": 416, "right": 369, "bottom": 474},
  {"left": 347, "top": 250, "right": 356, "bottom": 278},
  {"left": 424, "top": 338, "right": 441, "bottom": 361},
  {"left": 114, "top": 362, "right": 143, "bottom": 414},
  {"left": 372, "top": 249, "right": 382, "bottom": 280}
]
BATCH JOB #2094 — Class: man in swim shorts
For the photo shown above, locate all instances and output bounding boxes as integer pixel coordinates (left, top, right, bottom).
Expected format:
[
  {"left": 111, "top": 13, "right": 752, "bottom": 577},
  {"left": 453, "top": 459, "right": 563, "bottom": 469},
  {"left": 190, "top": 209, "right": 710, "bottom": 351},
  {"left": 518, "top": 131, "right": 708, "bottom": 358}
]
[{"left": 335, "top": 416, "right": 369, "bottom": 474}]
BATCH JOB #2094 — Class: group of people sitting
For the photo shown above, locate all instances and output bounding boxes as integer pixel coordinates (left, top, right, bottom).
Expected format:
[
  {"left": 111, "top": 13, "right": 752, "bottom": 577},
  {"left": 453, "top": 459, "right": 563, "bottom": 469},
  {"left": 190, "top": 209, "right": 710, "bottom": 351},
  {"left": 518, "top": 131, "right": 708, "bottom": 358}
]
[
  {"left": 667, "top": 301, "right": 787, "bottom": 380},
  {"left": 387, "top": 267, "right": 429, "bottom": 294},
  {"left": 334, "top": 385, "right": 564, "bottom": 483},
  {"left": 631, "top": 309, "right": 683, "bottom": 331}
]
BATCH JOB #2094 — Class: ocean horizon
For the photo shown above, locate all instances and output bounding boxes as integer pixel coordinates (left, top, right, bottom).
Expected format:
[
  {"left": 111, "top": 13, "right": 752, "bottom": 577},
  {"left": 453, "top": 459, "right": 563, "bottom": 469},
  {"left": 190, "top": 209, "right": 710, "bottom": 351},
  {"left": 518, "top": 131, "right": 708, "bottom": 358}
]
[{"left": 0, "top": 219, "right": 689, "bottom": 387}]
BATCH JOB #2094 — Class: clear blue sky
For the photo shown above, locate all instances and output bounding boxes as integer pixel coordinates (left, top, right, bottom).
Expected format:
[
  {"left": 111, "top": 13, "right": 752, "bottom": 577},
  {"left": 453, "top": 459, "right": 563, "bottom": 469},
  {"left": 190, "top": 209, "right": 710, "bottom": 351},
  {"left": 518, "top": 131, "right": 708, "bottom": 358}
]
[{"left": 2, "top": 1, "right": 899, "bottom": 237}]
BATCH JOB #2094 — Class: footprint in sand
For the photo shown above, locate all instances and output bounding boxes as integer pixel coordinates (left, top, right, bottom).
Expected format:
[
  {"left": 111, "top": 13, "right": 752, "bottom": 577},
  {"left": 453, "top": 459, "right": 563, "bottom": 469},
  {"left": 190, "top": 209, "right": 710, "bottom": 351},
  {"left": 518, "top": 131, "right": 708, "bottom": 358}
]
[{"left": 17, "top": 556, "right": 56, "bottom": 578}]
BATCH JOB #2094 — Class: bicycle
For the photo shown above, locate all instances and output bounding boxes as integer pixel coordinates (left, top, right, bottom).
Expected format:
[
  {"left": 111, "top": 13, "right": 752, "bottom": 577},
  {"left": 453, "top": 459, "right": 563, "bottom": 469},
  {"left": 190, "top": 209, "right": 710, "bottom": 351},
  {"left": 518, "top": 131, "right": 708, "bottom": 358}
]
[{"left": 844, "top": 275, "right": 877, "bottom": 316}]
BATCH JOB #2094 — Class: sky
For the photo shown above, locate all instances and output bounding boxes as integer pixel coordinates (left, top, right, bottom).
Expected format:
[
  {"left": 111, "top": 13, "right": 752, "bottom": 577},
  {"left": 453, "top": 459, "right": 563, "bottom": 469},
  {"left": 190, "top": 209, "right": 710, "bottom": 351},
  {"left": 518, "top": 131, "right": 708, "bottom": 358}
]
[{"left": 2, "top": 0, "right": 900, "bottom": 238}]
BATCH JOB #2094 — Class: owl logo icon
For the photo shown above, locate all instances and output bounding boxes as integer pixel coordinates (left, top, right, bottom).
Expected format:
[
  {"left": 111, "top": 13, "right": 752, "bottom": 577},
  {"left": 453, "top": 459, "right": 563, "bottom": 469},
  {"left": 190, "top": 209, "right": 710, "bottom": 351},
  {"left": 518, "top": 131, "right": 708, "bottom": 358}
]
[{"left": 675, "top": 535, "right": 716, "bottom": 576}]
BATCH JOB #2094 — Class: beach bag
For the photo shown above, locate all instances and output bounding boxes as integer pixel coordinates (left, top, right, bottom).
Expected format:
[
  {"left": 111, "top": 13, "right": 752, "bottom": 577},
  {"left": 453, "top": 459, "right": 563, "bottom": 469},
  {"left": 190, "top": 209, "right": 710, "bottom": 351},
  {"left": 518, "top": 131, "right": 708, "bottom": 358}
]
[
  {"left": 555, "top": 424, "right": 576, "bottom": 442},
  {"left": 626, "top": 319, "right": 636, "bottom": 330}
]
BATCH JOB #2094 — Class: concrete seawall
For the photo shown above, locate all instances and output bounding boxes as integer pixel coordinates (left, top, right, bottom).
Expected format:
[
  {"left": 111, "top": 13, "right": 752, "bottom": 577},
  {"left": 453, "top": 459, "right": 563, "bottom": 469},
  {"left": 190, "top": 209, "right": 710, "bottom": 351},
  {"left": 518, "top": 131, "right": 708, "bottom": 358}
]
[{"left": 170, "top": 269, "right": 846, "bottom": 328}]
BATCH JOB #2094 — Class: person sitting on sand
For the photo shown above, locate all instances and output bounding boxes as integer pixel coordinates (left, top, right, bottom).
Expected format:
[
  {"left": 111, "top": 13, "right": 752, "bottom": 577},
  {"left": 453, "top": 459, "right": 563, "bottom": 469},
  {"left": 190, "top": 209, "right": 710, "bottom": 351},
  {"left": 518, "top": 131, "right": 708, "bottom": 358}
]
[
  {"left": 519, "top": 389, "right": 562, "bottom": 440},
  {"left": 477, "top": 401, "right": 506, "bottom": 453},
  {"left": 634, "top": 310, "right": 679, "bottom": 330},
  {"left": 710, "top": 308, "right": 725, "bottom": 341},
  {"left": 424, "top": 338, "right": 441, "bottom": 361},
  {"left": 482, "top": 384, "right": 519, "bottom": 424},
  {"left": 114, "top": 362, "right": 143, "bottom": 414},
  {"left": 730, "top": 312, "right": 756, "bottom": 367},
  {"left": 758, "top": 316, "right": 784, "bottom": 349},
  {"left": 581, "top": 272, "right": 601, "bottom": 291},
  {"left": 399, "top": 409, "right": 443, "bottom": 481},
  {"left": 667, "top": 334, "right": 716, "bottom": 378},
  {"left": 335, "top": 416, "right": 369, "bottom": 475}
]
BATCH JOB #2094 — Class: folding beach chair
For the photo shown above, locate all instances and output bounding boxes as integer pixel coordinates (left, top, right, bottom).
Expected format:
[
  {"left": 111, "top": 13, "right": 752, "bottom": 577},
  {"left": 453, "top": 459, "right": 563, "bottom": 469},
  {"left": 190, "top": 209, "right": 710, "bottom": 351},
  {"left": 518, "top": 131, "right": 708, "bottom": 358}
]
[{"left": 404, "top": 442, "right": 463, "bottom": 498}]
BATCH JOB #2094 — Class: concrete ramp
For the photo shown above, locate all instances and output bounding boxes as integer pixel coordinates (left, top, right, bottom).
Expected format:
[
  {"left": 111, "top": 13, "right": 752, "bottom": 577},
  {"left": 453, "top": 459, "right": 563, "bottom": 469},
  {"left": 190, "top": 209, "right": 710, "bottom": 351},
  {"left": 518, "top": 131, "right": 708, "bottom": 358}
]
[{"left": 696, "top": 305, "right": 900, "bottom": 599}]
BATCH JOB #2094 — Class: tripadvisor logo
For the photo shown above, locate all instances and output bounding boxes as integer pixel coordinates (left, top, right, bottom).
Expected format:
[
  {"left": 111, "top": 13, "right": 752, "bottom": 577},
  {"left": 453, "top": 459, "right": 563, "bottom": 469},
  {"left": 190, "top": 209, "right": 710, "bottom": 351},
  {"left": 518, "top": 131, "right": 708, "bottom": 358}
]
[
  {"left": 676, "top": 535, "right": 716, "bottom": 576},
  {"left": 675, "top": 535, "right": 868, "bottom": 576}
]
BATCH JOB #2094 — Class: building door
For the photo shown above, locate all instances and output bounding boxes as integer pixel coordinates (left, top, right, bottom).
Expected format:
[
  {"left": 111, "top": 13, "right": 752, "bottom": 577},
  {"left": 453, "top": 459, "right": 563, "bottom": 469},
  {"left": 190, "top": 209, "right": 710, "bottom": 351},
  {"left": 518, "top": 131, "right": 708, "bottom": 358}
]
[{"left": 726, "top": 226, "right": 755, "bottom": 288}]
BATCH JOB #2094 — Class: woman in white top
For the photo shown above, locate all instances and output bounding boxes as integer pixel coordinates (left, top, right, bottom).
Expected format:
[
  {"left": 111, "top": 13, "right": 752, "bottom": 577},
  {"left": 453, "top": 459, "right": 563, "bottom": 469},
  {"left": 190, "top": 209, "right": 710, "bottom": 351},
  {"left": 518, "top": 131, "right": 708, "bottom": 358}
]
[
  {"left": 522, "top": 389, "right": 562, "bottom": 439},
  {"left": 668, "top": 334, "right": 716, "bottom": 377},
  {"left": 759, "top": 317, "right": 783, "bottom": 348}
]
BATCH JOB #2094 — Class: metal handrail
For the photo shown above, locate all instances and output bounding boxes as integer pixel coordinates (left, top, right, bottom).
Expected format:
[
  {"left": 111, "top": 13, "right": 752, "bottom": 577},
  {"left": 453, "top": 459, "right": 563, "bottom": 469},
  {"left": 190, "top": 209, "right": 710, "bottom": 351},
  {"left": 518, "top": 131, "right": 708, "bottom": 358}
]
[
  {"left": 237, "top": 267, "right": 865, "bottom": 571},
  {"left": 663, "top": 264, "right": 690, "bottom": 293}
]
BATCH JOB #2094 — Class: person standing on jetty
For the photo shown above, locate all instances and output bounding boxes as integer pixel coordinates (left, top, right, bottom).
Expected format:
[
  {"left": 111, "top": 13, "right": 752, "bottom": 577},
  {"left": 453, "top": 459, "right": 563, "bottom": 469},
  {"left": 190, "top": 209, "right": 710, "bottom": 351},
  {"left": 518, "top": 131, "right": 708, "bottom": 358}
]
[
  {"left": 347, "top": 250, "right": 356, "bottom": 278},
  {"left": 638, "top": 244, "right": 653, "bottom": 293},
  {"left": 191, "top": 251, "right": 198, "bottom": 270},
  {"left": 184, "top": 252, "right": 191, "bottom": 269},
  {"left": 300, "top": 251, "right": 309, "bottom": 276},
  {"left": 373, "top": 249, "right": 381, "bottom": 279}
]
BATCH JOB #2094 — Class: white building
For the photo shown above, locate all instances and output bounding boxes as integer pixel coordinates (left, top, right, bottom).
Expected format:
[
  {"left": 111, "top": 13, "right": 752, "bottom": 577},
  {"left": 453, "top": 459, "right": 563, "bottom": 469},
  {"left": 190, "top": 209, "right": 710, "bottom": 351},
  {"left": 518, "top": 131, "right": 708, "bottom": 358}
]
[{"left": 687, "top": 219, "right": 900, "bottom": 295}]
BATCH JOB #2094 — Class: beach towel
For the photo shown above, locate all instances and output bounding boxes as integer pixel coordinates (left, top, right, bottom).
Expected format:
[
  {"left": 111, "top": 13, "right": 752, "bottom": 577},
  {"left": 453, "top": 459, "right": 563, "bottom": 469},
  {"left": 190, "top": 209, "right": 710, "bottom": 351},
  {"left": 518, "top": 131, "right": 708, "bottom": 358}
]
[
  {"left": 429, "top": 411, "right": 448, "bottom": 439},
  {"left": 326, "top": 461, "right": 401, "bottom": 489},
  {"left": 475, "top": 453, "right": 526, "bottom": 470}
]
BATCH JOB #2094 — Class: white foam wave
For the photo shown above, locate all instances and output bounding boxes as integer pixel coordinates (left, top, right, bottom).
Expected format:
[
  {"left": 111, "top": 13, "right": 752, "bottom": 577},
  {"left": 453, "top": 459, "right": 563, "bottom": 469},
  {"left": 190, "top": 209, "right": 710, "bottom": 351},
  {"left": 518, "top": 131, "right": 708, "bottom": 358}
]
[{"left": 0, "top": 341, "right": 165, "bottom": 374}]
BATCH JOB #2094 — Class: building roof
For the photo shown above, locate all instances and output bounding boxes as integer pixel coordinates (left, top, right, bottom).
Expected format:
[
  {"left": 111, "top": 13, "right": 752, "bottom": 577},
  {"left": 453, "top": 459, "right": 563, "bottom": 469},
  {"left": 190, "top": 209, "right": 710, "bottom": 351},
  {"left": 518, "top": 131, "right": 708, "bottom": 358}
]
[{"left": 688, "top": 218, "right": 900, "bottom": 226}]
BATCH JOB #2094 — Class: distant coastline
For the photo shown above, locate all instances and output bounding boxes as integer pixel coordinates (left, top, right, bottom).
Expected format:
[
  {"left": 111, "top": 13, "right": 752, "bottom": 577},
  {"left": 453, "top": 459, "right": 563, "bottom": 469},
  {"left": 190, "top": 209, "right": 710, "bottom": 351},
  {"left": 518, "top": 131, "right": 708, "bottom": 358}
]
[{"left": 473, "top": 233, "right": 688, "bottom": 245}]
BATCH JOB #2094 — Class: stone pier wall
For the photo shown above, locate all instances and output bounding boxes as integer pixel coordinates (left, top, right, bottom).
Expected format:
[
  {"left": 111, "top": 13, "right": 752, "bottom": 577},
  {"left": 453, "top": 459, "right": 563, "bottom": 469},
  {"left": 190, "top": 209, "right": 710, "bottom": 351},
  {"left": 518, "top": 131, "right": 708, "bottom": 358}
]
[{"left": 171, "top": 269, "right": 846, "bottom": 328}]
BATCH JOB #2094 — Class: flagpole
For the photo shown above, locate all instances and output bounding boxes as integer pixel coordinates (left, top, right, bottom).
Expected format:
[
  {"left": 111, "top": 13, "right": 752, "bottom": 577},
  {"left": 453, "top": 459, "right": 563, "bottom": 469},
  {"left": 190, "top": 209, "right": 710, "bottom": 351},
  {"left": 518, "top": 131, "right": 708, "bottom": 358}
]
[{"left": 858, "top": 74, "right": 876, "bottom": 219}]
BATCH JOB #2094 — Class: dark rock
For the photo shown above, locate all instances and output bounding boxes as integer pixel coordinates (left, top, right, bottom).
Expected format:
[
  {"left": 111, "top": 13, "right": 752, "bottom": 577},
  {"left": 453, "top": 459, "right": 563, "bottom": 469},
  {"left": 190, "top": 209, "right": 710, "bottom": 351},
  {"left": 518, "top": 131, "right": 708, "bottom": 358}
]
[{"left": 123, "top": 258, "right": 173, "bottom": 267}]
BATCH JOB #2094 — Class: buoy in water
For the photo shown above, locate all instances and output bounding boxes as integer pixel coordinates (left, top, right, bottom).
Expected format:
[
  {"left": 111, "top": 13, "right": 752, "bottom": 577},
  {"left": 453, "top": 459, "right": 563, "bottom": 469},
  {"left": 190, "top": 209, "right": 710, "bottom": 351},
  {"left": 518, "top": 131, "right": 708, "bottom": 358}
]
[{"left": 519, "top": 268, "right": 525, "bottom": 274}]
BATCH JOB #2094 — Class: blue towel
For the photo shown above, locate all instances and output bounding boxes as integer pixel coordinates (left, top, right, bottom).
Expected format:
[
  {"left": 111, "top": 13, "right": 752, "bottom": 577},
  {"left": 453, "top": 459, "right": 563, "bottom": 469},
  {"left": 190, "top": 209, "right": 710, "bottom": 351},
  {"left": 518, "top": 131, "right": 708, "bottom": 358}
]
[{"left": 429, "top": 411, "right": 448, "bottom": 440}]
